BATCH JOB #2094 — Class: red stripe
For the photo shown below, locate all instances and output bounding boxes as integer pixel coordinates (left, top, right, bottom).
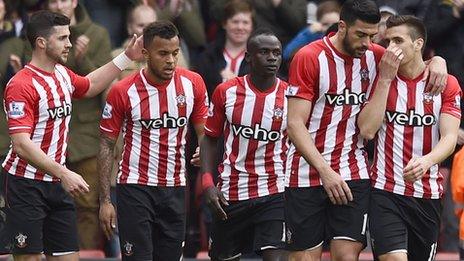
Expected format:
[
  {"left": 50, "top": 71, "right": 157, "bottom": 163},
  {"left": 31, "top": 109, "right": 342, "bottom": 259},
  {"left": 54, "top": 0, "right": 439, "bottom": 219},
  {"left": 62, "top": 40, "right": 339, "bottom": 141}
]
[
  {"left": 228, "top": 83, "right": 246, "bottom": 200},
  {"left": 244, "top": 88, "right": 266, "bottom": 199},
  {"left": 383, "top": 80, "right": 398, "bottom": 192},
  {"left": 173, "top": 75, "right": 186, "bottom": 186},
  {"left": 402, "top": 81, "right": 415, "bottom": 196},
  {"left": 156, "top": 86, "right": 170, "bottom": 186},
  {"left": 32, "top": 74, "right": 59, "bottom": 181},
  {"left": 313, "top": 52, "right": 338, "bottom": 184},
  {"left": 120, "top": 109, "right": 134, "bottom": 184},
  {"left": 135, "top": 80, "right": 151, "bottom": 185},
  {"left": 421, "top": 90, "right": 434, "bottom": 198},
  {"left": 266, "top": 82, "right": 285, "bottom": 194},
  {"left": 51, "top": 75, "right": 69, "bottom": 182}
]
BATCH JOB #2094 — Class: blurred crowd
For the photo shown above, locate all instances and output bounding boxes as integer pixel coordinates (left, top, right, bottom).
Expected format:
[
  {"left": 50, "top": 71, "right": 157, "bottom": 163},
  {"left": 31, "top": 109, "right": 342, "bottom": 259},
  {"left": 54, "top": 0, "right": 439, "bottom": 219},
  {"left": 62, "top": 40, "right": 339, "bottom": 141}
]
[{"left": 0, "top": 0, "right": 463, "bottom": 258}]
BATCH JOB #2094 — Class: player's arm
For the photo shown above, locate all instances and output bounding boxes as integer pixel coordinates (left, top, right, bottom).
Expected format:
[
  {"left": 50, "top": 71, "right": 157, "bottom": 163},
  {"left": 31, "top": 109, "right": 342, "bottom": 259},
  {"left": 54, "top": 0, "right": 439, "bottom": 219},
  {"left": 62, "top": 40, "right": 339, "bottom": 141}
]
[
  {"left": 190, "top": 122, "right": 205, "bottom": 167},
  {"left": 97, "top": 133, "right": 117, "bottom": 240},
  {"left": 82, "top": 35, "right": 143, "bottom": 98},
  {"left": 404, "top": 113, "right": 460, "bottom": 181},
  {"left": 200, "top": 134, "right": 228, "bottom": 220},
  {"left": 358, "top": 44, "right": 403, "bottom": 140},
  {"left": 424, "top": 56, "right": 448, "bottom": 95},
  {"left": 287, "top": 97, "right": 353, "bottom": 205},
  {"left": 10, "top": 133, "right": 89, "bottom": 196}
]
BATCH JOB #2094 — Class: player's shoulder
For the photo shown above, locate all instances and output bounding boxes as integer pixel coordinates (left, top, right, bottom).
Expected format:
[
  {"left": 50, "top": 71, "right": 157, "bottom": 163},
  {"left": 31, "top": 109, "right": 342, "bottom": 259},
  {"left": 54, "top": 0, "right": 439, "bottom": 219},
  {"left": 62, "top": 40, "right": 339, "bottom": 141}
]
[
  {"left": 445, "top": 74, "right": 461, "bottom": 93},
  {"left": 175, "top": 67, "right": 204, "bottom": 82},
  {"left": 278, "top": 78, "right": 289, "bottom": 89},
  {"left": 296, "top": 39, "right": 326, "bottom": 58},
  {"left": 368, "top": 43, "right": 385, "bottom": 57},
  {"left": 215, "top": 76, "right": 243, "bottom": 93},
  {"left": 111, "top": 70, "right": 141, "bottom": 93},
  {"left": 5, "top": 67, "right": 35, "bottom": 91}
]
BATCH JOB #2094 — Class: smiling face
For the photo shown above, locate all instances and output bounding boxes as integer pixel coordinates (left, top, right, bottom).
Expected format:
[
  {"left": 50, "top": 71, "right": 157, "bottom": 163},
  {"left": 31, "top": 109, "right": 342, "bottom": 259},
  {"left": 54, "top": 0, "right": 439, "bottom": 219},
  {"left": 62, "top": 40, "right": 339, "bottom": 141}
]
[
  {"left": 143, "top": 35, "right": 180, "bottom": 82},
  {"left": 339, "top": 19, "right": 378, "bottom": 58},
  {"left": 223, "top": 12, "right": 253, "bottom": 46}
]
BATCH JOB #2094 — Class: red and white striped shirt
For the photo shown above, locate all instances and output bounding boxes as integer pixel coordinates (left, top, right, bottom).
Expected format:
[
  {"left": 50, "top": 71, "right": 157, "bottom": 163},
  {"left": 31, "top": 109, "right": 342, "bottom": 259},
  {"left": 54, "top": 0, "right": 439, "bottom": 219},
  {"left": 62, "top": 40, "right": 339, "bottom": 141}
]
[
  {"left": 205, "top": 75, "right": 288, "bottom": 201},
  {"left": 100, "top": 68, "right": 208, "bottom": 187},
  {"left": 285, "top": 34, "right": 384, "bottom": 188},
  {"left": 371, "top": 74, "right": 461, "bottom": 199},
  {"left": 2, "top": 63, "right": 90, "bottom": 181}
]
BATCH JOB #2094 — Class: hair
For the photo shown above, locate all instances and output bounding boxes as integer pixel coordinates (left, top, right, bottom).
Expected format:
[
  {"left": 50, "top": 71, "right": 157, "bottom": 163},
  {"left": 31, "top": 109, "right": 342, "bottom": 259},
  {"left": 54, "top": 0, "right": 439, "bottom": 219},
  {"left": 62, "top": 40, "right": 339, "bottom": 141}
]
[
  {"left": 127, "top": 4, "right": 157, "bottom": 25},
  {"left": 142, "top": 20, "right": 179, "bottom": 48},
  {"left": 26, "top": 10, "right": 70, "bottom": 49},
  {"left": 340, "top": 0, "right": 380, "bottom": 25},
  {"left": 222, "top": 0, "right": 254, "bottom": 25},
  {"left": 316, "top": 0, "right": 341, "bottom": 21},
  {"left": 246, "top": 27, "right": 278, "bottom": 51},
  {"left": 386, "top": 15, "right": 427, "bottom": 44}
]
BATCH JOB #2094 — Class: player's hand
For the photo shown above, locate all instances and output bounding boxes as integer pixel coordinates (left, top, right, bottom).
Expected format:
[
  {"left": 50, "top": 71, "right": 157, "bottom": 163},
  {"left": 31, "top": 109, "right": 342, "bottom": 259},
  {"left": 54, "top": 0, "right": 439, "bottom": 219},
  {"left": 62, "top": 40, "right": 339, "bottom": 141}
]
[
  {"left": 378, "top": 43, "right": 403, "bottom": 82},
  {"left": 403, "top": 156, "right": 433, "bottom": 182},
  {"left": 99, "top": 201, "right": 117, "bottom": 240},
  {"left": 124, "top": 34, "right": 144, "bottom": 62},
  {"left": 204, "top": 186, "right": 229, "bottom": 220},
  {"left": 60, "top": 169, "right": 90, "bottom": 197},
  {"left": 9, "top": 54, "right": 22, "bottom": 73},
  {"left": 457, "top": 129, "right": 464, "bottom": 145},
  {"left": 319, "top": 167, "right": 353, "bottom": 205},
  {"left": 74, "top": 35, "right": 90, "bottom": 61},
  {"left": 423, "top": 56, "right": 447, "bottom": 96},
  {"left": 190, "top": 147, "right": 200, "bottom": 167}
]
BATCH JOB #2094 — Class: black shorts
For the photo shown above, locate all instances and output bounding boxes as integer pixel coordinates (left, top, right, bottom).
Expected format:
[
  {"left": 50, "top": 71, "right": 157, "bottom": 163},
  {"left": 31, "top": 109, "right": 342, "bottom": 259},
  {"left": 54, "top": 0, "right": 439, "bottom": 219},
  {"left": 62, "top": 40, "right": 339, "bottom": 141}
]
[
  {"left": 116, "top": 184, "right": 186, "bottom": 261},
  {"left": 210, "top": 193, "right": 285, "bottom": 260},
  {"left": 1, "top": 169, "right": 78, "bottom": 255},
  {"left": 285, "top": 179, "right": 370, "bottom": 251},
  {"left": 369, "top": 188, "right": 441, "bottom": 260}
]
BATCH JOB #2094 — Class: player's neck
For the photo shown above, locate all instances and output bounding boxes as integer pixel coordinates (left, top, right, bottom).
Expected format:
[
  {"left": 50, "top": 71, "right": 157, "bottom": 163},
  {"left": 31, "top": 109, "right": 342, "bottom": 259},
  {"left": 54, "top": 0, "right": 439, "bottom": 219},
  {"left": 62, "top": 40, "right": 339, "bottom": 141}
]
[
  {"left": 30, "top": 53, "right": 56, "bottom": 73},
  {"left": 330, "top": 32, "right": 350, "bottom": 57},
  {"left": 144, "top": 67, "right": 170, "bottom": 86},
  {"left": 225, "top": 40, "right": 246, "bottom": 57},
  {"left": 398, "top": 55, "right": 426, "bottom": 80},
  {"left": 249, "top": 73, "right": 276, "bottom": 91}
]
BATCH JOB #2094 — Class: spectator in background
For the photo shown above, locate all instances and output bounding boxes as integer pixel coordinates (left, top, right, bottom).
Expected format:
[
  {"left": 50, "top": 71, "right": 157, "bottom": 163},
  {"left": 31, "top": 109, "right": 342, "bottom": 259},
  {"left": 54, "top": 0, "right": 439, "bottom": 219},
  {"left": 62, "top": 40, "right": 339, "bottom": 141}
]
[
  {"left": 209, "top": 0, "right": 307, "bottom": 46},
  {"left": 143, "top": 0, "right": 206, "bottom": 63},
  {"left": 46, "top": 0, "right": 112, "bottom": 252},
  {"left": 195, "top": 0, "right": 252, "bottom": 96},
  {"left": 372, "top": 5, "right": 397, "bottom": 46},
  {"left": 375, "top": 0, "right": 432, "bottom": 19},
  {"left": 283, "top": 0, "right": 340, "bottom": 62}
]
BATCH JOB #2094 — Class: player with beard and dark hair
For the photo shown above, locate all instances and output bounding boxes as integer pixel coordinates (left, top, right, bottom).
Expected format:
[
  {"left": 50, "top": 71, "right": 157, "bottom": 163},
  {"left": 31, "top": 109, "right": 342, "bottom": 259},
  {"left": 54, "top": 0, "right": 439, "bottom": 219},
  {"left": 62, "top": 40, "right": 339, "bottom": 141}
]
[
  {"left": 1, "top": 10, "right": 142, "bottom": 261},
  {"left": 284, "top": 0, "right": 448, "bottom": 260}
]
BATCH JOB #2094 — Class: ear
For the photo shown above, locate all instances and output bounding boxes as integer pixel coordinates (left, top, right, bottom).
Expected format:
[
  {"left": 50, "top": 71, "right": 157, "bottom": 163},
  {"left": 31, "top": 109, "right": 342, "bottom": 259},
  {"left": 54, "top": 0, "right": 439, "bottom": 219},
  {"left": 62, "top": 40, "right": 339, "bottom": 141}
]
[
  {"left": 142, "top": 48, "right": 149, "bottom": 59},
  {"left": 245, "top": 51, "right": 251, "bottom": 63},
  {"left": 36, "top": 37, "right": 47, "bottom": 49},
  {"left": 414, "top": 38, "right": 424, "bottom": 52},
  {"left": 338, "top": 20, "right": 347, "bottom": 34},
  {"left": 72, "top": 0, "right": 78, "bottom": 9}
]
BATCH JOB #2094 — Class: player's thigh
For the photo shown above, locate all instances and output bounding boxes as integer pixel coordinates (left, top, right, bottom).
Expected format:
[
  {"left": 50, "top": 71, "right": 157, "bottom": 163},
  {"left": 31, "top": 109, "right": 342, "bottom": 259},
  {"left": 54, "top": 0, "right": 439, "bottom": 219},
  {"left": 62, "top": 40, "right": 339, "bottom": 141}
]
[
  {"left": 284, "top": 187, "right": 327, "bottom": 251},
  {"left": 369, "top": 189, "right": 407, "bottom": 259},
  {"left": 4, "top": 174, "right": 48, "bottom": 254},
  {"left": 209, "top": 199, "right": 253, "bottom": 260},
  {"left": 153, "top": 187, "right": 186, "bottom": 261},
  {"left": 43, "top": 185, "right": 79, "bottom": 256},
  {"left": 116, "top": 184, "right": 154, "bottom": 260},
  {"left": 253, "top": 194, "right": 285, "bottom": 253},
  {"left": 328, "top": 180, "right": 370, "bottom": 247}
]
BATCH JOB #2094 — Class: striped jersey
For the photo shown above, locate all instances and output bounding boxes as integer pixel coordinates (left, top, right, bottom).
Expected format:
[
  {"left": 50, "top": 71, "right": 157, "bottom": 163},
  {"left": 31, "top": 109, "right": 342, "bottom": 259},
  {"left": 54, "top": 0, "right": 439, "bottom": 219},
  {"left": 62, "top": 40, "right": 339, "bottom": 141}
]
[
  {"left": 285, "top": 34, "right": 384, "bottom": 187},
  {"left": 371, "top": 73, "right": 461, "bottom": 199},
  {"left": 205, "top": 75, "right": 288, "bottom": 201},
  {"left": 100, "top": 68, "right": 208, "bottom": 186},
  {"left": 2, "top": 63, "right": 90, "bottom": 181}
]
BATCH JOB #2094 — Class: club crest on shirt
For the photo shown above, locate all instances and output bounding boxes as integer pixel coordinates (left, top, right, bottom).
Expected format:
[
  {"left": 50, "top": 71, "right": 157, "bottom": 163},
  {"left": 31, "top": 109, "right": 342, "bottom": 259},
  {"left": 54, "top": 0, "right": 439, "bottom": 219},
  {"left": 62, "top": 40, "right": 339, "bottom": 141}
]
[
  {"left": 273, "top": 107, "right": 284, "bottom": 121},
  {"left": 102, "top": 102, "right": 113, "bottom": 119},
  {"left": 422, "top": 92, "right": 433, "bottom": 104},
  {"left": 176, "top": 94, "right": 186, "bottom": 107},
  {"left": 360, "top": 68, "right": 370, "bottom": 82},
  {"left": 123, "top": 242, "right": 133, "bottom": 256},
  {"left": 286, "top": 86, "right": 299, "bottom": 96},
  {"left": 15, "top": 233, "right": 27, "bottom": 248},
  {"left": 8, "top": 101, "right": 25, "bottom": 119}
]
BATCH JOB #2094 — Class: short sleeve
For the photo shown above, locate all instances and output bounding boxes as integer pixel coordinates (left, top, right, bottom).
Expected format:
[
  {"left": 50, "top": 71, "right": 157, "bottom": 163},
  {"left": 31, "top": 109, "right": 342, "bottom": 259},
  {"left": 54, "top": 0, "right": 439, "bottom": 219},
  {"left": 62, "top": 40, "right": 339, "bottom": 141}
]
[
  {"left": 204, "top": 86, "right": 226, "bottom": 138},
  {"left": 190, "top": 74, "right": 209, "bottom": 124},
  {"left": 100, "top": 84, "right": 127, "bottom": 139},
  {"left": 65, "top": 67, "right": 90, "bottom": 99},
  {"left": 4, "top": 80, "right": 38, "bottom": 134},
  {"left": 440, "top": 75, "right": 462, "bottom": 119},
  {"left": 286, "top": 46, "right": 319, "bottom": 101}
]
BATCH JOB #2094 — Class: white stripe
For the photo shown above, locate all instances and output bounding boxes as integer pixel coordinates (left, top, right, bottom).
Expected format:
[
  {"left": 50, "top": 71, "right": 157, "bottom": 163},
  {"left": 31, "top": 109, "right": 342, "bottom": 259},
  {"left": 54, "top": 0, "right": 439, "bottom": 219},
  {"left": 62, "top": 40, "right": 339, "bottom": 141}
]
[
  {"left": 9, "top": 126, "right": 31, "bottom": 130},
  {"left": 165, "top": 79, "right": 179, "bottom": 186},
  {"left": 361, "top": 213, "right": 368, "bottom": 235},
  {"left": 144, "top": 79, "right": 161, "bottom": 186},
  {"left": 427, "top": 242, "right": 437, "bottom": 261},
  {"left": 100, "top": 126, "right": 114, "bottom": 133},
  {"left": 332, "top": 236, "right": 357, "bottom": 242},
  {"left": 123, "top": 84, "right": 142, "bottom": 184},
  {"left": 413, "top": 82, "right": 425, "bottom": 197},
  {"left": 392, "top": 79, "right": 407, "bottom": 195}
]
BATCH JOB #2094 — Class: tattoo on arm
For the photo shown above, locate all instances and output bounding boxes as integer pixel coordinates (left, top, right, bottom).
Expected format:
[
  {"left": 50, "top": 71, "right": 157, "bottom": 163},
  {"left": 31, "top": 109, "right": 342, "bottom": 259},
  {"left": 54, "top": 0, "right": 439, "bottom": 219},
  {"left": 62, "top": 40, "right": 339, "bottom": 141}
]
[{"left": 98, "top": 135, "right": 116, "bottom": 204}]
